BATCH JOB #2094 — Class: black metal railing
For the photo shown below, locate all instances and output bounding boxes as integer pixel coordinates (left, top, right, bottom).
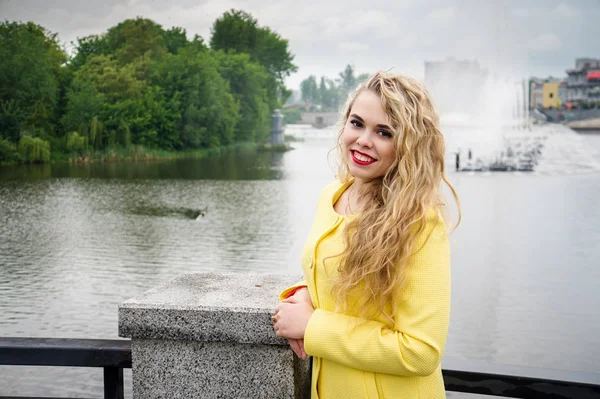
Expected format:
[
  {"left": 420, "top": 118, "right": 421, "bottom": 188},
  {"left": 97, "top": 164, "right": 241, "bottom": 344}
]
[
  {"left": 1, "top": 337, "right": 599, "bottom": 399},
  {"left": 442, "top": 367, "right": 600, "bottom": 398},
  {"left": 0, "top": 337, "right": 131, "bottom": 399}
]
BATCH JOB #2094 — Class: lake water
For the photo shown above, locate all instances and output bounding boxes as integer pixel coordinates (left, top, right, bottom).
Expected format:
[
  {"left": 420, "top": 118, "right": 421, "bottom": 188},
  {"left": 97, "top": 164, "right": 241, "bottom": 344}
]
[{"left": 1, "top": 128, "right": 600, "bottom": 397}]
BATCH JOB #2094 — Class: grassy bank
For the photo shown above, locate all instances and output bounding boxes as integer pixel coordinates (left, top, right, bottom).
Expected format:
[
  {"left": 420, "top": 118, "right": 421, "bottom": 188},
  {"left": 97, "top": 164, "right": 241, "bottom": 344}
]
[
  {"left": 54, "top": 143, "right": 259, "bottom": 165},
  {"left": 1, "top": 141, "right": 294, "bottom": 167}
]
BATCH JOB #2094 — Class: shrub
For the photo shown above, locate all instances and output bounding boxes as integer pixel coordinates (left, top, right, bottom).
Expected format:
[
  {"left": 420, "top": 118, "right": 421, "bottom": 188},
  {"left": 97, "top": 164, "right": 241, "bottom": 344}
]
[
  {"left": 66, "top": 131, "right": 88, "bottom": 154},
  {"left": 18, "top": 136, "right": 51, "bottom": 163},
  {"left": 0, "top": 137, "right": 20, "bottom": 163}
]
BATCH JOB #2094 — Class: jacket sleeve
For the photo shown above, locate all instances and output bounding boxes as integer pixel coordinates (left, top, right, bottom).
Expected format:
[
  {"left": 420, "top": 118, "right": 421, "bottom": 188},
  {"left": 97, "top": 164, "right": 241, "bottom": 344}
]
[
  {"left": 303, "top": 212, "right": 450, "bottom": 377},
  {"left": 279, "top": 281, "right": 308, "bottom": 301}
]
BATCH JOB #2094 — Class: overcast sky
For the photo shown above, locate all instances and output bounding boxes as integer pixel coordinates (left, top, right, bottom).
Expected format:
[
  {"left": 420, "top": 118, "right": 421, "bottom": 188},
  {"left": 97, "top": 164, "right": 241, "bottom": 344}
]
[{"left": 2, "top": 0, "right": 598, "bottom": 89}]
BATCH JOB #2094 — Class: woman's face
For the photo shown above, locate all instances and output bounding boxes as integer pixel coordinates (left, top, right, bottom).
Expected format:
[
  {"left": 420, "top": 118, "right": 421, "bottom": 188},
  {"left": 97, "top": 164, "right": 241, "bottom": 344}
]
[{"left": 341, "top": 90, "right": 396, "bottom": 183}]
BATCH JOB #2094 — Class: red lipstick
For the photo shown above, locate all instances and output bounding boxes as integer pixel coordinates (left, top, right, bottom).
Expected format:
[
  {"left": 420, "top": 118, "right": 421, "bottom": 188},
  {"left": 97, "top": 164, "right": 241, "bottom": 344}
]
[{"left": 351, "top": 150, "right": 375, "bottom": 166}]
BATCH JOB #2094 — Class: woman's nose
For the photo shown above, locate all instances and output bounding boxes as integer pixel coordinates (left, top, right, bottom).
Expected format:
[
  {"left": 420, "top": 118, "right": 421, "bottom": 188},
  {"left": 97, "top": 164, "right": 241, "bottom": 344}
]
[{"left": 356, "top": 130, "right": 373, "bottom": 148}]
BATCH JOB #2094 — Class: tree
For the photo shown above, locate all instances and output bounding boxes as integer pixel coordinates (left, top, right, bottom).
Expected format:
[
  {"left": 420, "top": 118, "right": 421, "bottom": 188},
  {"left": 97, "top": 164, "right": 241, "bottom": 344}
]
[
  {"left": 70, "top": 18, "right": 169, "bottom": 76},
  {"left": 338, "top": 64, "right": 357, "bottom": 93},
  {"left": 75, "top": 55, "right": 145, "bottom": 103},
  {"left": 18, "top": 136, "right": 51, "bottom": 163},
  {"left": 210, "top": 10, "right": 259, "bottom": 57},
  {"left": 150, "top": 47, "right": 239, "bottom": 149},
  {"left": 162, "top": 27, "right": 188, "bottom": 54},
  {"left": 301, "top": 75, "right": 319, "bottom": 104},
  {"left": 69, "top": 34, "right": 110, "bottom": 70},
  {"left": 62, "top": 80, "right": 104, "bottom": 136},
  {"left": 213, "top": 51, "right": 271, "bottom": 142},
  {"left": 104, "top": 18, "right": 167, "bottom": 66},
  {"left": 210, "top": 9, "right": 297, "bottom": 105},
  {"left": 0, "top": 21, "right": 67, "bottom": 140},
  {"left": 299, "top": 65, "right": 370, "bottom": 111},
  {"left": 65, "top": 53, "right": 154, "bottom": 149}
]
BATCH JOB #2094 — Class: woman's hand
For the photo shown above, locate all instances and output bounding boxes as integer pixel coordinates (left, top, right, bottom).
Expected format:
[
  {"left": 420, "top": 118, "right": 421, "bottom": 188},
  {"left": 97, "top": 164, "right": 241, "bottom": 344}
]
[
  {"left": 290, "top": 287, "right": 311, "bottom": 305},
  {"left": 274, "top": 288, "right": 311, "bottom": 359},
  {"left": 273, "top": 295, "right": 314, "bottom": 340},
  {"left": 287, "top": 338, "right": 307, "bottom": 360}
]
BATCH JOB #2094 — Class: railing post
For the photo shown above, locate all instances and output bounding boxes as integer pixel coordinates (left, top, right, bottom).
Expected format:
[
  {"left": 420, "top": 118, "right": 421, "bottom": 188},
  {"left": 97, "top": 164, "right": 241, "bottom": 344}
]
[
  {"left": 271, "top": 109, "right": 284, "bottom": 144},
  {"left": 103, "top": 366, "right": 124, "bottom": 399},
  {"left": 119, "top": 272, "right": 310, "bottom": 399}
]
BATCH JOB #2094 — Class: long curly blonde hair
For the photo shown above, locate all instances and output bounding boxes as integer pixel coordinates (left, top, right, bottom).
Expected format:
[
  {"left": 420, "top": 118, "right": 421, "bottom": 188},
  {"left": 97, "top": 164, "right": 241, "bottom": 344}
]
[{"left": 331, "top": 71, "right": 461, "bottom": 322}]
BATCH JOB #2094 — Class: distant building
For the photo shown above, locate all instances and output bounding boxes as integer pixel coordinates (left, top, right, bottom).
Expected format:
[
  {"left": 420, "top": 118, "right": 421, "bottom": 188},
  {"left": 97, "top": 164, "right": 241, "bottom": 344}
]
[
  {"left": 529, "top": 79, "right": 544, "bottom": 108},
  {"left": 424, "top": 58, "right": 488, "bottom": 116},
  {"left": 542, "top": 82, "right": 560, "bottom": 108},
  {"left": 565, "top": 58, "right": 600, "bottom": 103},
  {"left": 299, "top": 111, "right": 339, "bottom": 128},
  {"left": 529, "top": 77, "right": 566, "bottom": 109},
  {"left": 543, "top": 81, "right": 567, "bottom": 109}
]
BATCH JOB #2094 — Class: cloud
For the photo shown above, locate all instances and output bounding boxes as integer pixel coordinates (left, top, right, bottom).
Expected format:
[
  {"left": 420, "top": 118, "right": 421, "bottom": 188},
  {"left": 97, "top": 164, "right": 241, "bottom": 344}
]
[
  {"left": 528, "top": 33, "right": 562, "bottom": 52},
  {"left": 555, "top": 3, "right": 579, "bottom": 18},
  {"left": 1, "top": 0, "right": 599, "bottom": 89},
  {"left": 512, "top": 8, "right": 530, "bottom": 17},
  {"left": 338, "top": 42, "right": 369, "bottom": 53},
  {"left": 426, "top": 6, "right": 457, "bottom": 22}
]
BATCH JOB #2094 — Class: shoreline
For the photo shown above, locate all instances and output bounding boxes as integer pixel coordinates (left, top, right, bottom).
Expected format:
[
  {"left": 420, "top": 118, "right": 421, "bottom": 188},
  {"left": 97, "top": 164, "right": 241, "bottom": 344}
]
[
  {"left": 1, "top": 141, "right": 293, "bottom": 167},
  {"left": 573, "top": 128, "right": 600, "bottom": 134}
]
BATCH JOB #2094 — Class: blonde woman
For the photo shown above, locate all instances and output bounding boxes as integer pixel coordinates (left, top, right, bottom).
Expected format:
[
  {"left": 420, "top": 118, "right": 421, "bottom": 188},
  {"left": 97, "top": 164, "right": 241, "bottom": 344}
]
[{"left": 272, "top": 71, "right": 461, "bottom": 398}]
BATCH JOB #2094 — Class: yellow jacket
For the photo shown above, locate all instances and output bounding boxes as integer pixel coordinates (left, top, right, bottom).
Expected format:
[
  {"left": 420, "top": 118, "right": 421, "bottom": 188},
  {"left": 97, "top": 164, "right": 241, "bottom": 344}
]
[{"left": 281, "top": 180, "right": 451, "bottom": 399}]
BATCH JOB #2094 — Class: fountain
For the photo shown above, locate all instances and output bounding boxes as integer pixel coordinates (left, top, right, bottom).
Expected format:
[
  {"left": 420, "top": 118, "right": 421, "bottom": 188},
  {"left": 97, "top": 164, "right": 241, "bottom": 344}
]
[
  {"left": 421, "top": 1, "right": 600, "bottom": 175},
  {"left": 426, "top": 59, "right": 600, "bottom": 175}
]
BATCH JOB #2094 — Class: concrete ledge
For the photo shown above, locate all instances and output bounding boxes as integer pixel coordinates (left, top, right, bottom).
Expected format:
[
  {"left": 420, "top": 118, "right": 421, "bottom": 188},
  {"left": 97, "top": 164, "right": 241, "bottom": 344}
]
[
  {"left": 132, "top": 339, "right": 306, "bottom": 399},
  {"left": 119, "top": 272, "right": 301, "bottom": 345},
  {"left": 118, "top": 272, "right": 310, "bottom": 399}
]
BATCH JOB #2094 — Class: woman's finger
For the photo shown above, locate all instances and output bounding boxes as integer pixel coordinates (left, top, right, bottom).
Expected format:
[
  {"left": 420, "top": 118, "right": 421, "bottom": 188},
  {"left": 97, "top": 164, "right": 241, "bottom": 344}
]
[
  {"left": 288, "top": 338, "right": 301, "bottom": 357},
  {"left": 282, "top": 296, "right": 298, "bottom": 304},
  {"left": 298, "top": 339, "right": 307, "bottom": 360}
]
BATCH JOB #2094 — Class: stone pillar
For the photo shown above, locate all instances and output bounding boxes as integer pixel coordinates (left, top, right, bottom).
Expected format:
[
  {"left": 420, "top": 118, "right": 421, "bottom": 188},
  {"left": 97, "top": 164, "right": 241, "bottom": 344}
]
[
  {"left": 271, "top": 109, "right": 284, "bottom": 144},
  {"left": 119, "top": 272, "right": 310, "bottom": 399}
]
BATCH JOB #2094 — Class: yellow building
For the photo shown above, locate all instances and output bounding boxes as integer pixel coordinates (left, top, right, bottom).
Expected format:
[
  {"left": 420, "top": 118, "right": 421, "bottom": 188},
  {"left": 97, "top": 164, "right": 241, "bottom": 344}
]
[{"left": 543, "top": 82, "right": 562, "bottom": 108}]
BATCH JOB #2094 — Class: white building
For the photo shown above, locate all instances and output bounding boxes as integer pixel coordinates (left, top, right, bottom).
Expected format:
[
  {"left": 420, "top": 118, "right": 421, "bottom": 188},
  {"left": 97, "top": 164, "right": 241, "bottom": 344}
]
[{"left": 565, "top": 58, "right": 600, "bottom": 103}]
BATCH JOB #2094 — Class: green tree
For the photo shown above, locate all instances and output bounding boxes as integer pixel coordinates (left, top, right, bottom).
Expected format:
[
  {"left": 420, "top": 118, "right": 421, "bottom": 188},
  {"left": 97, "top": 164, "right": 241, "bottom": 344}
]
[
  {"left": 62, "top": 80, "right": 104, "bottom": 136},
  {"left": 74, "top": 55, "right": 145, "bottom": 103},
  {"left": 210, "top": 10, "right": 260, "bottom": 60},
  {"left": 0, "top": 137, "right": 20, "bottom": 163},
  {"left": 0, "top": 100, "right": 25, "bottom": 142},
  {"left": 301, "top": 75, "right": 319, "bottom": 104},
  {"left": 18, "top": 136, "right": 51, "bottom": 163},
  {"left": 70, "top": 18, "right": 169, "bottom": 78},
  {"left": 210, "top": 9, "right": 297, "bottom": 104},
  {"left": 151, "top": 47, "right": 239, "bottom": 148},
  {"left": 338, "top": 64, "right": 357, "bottom": 93},
  {"left": 213, "top": 51, "right": 271, "bottom": 142},
  {"left": 104, "top": 18, "right": 167, "bottom": 66},
  {"left": 69, "top": 34, "right": 110, "bottom": 70},
  {"left": 65, "top": 131, "right": 87, "bottom": 154},
  {"left": 0, "top": 21, "right": 67, "bottom": 140},
  {"left": 68, "top": 54, "right": 150, "bottom": 148},
  {"left": 162, "top": 27, "right": 189, "bottom": 54}
]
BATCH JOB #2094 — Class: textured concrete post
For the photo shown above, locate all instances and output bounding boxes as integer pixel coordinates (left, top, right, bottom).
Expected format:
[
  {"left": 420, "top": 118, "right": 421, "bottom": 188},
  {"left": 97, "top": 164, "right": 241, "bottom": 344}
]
[
  {"left": 271, "top": 109, "right": 284, "bottom": 144},
  {"left": 119, "top": 272, "right": 310, "bottom": 399}
]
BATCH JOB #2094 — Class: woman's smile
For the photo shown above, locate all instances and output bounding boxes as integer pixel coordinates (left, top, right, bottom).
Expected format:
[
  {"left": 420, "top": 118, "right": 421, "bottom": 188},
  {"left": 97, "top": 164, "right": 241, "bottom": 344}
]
[{"left": 351, "top": 150, "right": 376, "bottom": 165}]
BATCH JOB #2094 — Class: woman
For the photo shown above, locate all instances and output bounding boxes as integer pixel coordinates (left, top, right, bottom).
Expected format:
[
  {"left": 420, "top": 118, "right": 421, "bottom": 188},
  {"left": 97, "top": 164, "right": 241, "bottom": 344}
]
[{"left": 272, "top": 71, "right": 460, "bottom": 398}]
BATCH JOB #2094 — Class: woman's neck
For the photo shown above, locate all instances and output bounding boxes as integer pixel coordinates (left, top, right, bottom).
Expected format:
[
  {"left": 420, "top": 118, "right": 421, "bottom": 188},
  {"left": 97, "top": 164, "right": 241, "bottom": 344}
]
[{"left": 346, "top": 178, "right": 368, "bottom": 215}]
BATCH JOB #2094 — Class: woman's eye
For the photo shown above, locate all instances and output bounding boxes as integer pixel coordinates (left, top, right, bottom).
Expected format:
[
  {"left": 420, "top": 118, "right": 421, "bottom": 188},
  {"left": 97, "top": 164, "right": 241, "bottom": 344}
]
[
  {"left": 350, "top": 119, "right": 363, "bottom": 128},
  {"left": 378, "top": 130, "right": 393, "bottom": 138}
]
